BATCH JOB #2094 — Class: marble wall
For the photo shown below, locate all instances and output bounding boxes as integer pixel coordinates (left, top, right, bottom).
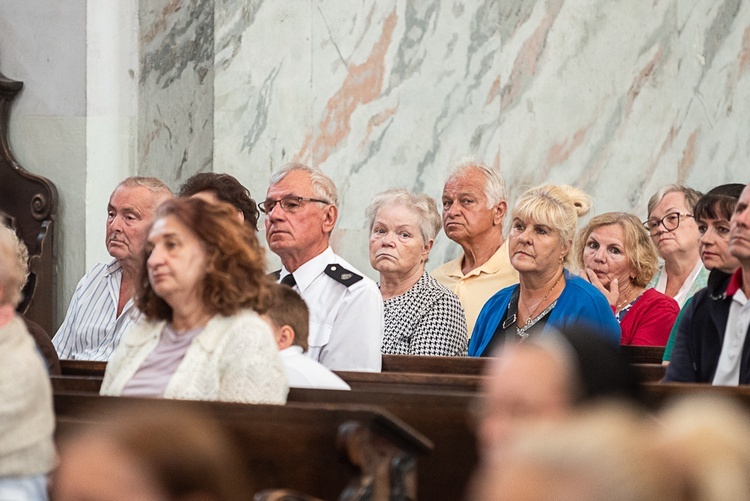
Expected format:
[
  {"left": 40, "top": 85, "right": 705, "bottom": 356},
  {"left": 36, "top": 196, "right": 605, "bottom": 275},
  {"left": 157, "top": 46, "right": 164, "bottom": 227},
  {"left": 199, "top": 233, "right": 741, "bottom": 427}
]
[
  {"left": 154, "top": 0, "right": 740, "bottom": 279},
  {"left": 4, "top": 0, "right": 750, "bottom": 327}
]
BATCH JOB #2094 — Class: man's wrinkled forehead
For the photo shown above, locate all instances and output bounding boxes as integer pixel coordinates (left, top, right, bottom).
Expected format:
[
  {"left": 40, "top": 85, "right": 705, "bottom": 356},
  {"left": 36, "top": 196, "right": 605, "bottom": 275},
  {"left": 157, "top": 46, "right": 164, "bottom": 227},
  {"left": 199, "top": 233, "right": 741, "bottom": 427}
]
[
  {"left": 443, "top": 174, "right": 488, "bottom": 200},
  {"left": 266, "top": 170, "right": 313, "bottom": 198},
  {"left": 109, "top": 186, "right": 163, "bottom": 215}
]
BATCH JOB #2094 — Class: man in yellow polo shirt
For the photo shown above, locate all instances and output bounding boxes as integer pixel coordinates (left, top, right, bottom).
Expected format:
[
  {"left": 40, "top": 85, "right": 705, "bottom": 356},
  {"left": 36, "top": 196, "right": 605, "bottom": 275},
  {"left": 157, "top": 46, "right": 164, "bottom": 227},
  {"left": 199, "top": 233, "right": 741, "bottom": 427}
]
[{"left": 432, "top": 158, "right": 519, "bottom": 336}]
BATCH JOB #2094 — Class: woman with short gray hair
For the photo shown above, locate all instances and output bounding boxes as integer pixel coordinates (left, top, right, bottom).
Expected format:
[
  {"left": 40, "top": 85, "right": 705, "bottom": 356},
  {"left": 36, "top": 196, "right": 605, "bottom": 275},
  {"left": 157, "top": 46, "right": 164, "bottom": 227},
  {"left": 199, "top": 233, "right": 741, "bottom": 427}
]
[{"left": 366, "top": 189, "right": 468, "bottom": 356}]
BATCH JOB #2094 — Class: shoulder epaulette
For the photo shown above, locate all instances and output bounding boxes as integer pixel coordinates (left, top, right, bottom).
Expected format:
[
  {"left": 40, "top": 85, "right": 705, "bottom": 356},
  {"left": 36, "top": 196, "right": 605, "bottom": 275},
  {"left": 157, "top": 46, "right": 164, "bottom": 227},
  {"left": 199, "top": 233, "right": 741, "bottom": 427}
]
[{"left": 324, "top": 264, "right": 363, "bottom": 287}]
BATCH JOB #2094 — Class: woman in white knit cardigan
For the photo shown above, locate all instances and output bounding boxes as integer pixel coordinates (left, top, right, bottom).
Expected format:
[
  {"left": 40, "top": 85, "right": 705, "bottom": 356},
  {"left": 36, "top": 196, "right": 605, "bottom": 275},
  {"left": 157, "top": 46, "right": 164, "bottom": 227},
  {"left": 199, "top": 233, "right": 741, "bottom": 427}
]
[
  {"left": 0, "top": 225, "right": 55, "bottom": 500},
  {"left": 100, "top": 197, "right": 287, "bottom": 404}
]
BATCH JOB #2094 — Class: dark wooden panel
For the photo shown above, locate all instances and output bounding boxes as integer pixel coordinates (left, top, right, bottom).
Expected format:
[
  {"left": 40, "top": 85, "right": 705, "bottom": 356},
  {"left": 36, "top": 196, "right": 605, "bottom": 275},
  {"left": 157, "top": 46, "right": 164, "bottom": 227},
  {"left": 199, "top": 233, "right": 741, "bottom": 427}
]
[{"left": 0, "top": 70, "right": 58, "bottom": 335}]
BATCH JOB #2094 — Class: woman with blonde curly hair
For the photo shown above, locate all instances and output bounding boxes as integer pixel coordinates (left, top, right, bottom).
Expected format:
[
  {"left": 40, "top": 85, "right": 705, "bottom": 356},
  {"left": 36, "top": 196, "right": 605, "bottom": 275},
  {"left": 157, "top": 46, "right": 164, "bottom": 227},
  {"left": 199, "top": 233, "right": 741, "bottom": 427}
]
[
  {"left": 101, "top": 197, "right": 287, "bottom": 403},
  {"left": 469, "top": 184, "right": 620, "bottom": 356},
  {"left": 576, "top": 212, "right": 679, "bottom": 346}
]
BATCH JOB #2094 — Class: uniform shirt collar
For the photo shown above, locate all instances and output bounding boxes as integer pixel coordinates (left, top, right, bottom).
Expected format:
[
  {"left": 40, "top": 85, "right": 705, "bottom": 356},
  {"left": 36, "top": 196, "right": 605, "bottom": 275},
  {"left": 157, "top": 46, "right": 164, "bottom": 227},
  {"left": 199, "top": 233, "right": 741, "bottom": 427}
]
[{"left": 281, "top": 246, "right": 334, "bottom": 292}]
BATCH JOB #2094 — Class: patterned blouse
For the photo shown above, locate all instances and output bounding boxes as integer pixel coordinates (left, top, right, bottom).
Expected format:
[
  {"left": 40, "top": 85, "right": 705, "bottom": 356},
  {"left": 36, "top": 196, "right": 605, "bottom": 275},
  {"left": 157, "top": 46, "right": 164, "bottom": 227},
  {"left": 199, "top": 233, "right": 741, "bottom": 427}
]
[{"left": 382, "top": 272, "right": 468, "bottom": 356}]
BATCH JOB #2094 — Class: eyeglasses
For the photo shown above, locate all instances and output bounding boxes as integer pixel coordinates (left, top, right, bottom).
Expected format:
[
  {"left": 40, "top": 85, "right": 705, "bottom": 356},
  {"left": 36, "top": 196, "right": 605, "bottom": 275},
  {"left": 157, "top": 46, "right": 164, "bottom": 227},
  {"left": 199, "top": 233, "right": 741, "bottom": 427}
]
[
  {"left": 258, "top": 196, "right": 330, "bottom": 214},
  {"left": 643, "top": 212, "right": 693, "bottom": 235}
]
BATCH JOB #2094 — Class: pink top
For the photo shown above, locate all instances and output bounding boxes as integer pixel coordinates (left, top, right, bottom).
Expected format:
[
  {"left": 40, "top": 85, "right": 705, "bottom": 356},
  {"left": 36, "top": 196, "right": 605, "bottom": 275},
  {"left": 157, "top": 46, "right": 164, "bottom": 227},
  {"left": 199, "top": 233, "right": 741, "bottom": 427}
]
[
  {"left": 121, "top": 324, "right": 204, "bottom": 397},
  {"left": 619, "top": 288, "right": 679, "bottom": 346}
]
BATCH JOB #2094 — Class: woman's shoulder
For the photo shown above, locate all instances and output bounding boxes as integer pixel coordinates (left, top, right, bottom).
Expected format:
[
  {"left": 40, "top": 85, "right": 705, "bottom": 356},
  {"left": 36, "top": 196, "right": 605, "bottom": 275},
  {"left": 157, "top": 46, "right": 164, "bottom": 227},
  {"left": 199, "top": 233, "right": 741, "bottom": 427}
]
[
  {"left": 213, "top": 309, "right": 268, "bottom": 331},
  {"left": 418, "top": 273, "right": 463, "bottom": 302},
  {"left": 561, "top": 272, "right": 607, "bottom": 301},
  {"left": 639, "top": 288, "right": 680, "bottom": 311}
]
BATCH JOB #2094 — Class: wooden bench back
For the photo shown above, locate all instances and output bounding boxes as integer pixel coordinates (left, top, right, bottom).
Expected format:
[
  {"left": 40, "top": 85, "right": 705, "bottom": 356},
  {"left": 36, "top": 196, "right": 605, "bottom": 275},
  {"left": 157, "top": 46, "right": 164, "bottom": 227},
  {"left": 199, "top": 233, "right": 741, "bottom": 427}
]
[
  {"left": 0, "top": 71, "right": 58, "bottom": 335},
  {"left": 54, "top": 393, "right": 431, "bottom": 501}
]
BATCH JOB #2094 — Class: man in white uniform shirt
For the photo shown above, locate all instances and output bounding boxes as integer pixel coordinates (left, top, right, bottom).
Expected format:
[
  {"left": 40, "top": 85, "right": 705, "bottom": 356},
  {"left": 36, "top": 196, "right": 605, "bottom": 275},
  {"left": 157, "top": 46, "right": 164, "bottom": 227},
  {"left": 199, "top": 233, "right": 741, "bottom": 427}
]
[
  {"left": 53, "top": 177, "right": 173, "bottom": 360},
  {"left": 262, "top": 163, "right": 383, "bottom": 372}
]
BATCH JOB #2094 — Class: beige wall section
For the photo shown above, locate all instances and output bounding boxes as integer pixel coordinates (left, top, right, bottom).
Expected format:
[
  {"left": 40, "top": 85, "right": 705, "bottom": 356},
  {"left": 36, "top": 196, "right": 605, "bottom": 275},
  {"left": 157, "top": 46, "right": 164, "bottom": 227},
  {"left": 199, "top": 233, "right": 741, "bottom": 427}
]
[
  {"left": 1, "top": 0, "right": 140, "bottom": 329},
  {"left": 0, "top": 1, "right": 88, "bottom": 329},
  {"left": 85, "top": 0, "right": 140, "bottom": 269}
]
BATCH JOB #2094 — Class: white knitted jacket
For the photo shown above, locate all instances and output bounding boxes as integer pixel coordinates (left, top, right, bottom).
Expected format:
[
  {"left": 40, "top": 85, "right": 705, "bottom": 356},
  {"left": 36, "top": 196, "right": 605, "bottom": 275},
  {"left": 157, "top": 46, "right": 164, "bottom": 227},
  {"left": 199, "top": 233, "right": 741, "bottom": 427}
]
[
  {"left": 101, "top": 309, "right": 288, "bottom": 404},
  {"left": 0, "top": 315, "right": 56, "bottom": 477}
]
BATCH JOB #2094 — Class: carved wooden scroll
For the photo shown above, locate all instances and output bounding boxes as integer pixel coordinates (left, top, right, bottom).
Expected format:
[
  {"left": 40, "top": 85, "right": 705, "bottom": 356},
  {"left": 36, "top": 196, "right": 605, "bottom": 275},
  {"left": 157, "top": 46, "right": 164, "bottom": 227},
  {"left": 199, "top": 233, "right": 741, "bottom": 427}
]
[{"left": 0, "top": 70, "right": 58, "bottom": 335}]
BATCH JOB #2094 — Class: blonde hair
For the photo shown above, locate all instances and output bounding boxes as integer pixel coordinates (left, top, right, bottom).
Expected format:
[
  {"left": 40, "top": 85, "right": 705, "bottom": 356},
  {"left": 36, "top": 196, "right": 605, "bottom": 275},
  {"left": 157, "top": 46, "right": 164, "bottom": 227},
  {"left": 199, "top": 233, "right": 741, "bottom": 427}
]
[
  {"left": 575, "top": 212, "right": 659, "bottom": 287},
  {"left": 512, "top": 184, "right": 591, "bottom": 264}
]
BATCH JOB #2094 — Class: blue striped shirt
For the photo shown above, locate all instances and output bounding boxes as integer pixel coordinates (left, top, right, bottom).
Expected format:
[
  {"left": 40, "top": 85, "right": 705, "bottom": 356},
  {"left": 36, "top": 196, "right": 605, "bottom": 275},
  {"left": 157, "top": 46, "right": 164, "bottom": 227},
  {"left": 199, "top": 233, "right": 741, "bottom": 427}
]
[{"left": 53, "top": 260, "right": 139, "bottom": 361}]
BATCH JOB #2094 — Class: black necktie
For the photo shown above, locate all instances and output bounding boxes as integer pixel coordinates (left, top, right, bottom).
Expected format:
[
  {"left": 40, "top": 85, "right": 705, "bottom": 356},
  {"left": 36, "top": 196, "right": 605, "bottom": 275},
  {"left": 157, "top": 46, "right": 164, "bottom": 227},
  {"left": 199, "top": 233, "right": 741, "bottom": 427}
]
[{"left": 280, "top": 273, "right": 296, "bottom": 287}]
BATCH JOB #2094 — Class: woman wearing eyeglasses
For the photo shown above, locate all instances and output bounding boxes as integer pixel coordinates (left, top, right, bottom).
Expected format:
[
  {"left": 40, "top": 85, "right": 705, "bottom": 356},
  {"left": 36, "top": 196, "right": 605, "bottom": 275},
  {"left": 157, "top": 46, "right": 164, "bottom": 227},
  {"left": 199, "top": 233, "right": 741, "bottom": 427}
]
[{"left": 644, "top": 185, "right": 708, "bottom": 307}]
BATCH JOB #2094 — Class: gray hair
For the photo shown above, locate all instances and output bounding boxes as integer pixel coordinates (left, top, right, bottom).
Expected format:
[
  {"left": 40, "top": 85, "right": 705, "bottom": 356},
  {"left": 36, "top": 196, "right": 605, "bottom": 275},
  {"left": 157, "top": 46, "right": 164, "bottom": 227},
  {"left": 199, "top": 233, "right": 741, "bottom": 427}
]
[
  {"left": 647, "top": 184, "right": 703, "bottom": 218},
  {"left": 365, "top": 189, "right": 442, "bottom": 244},
  {"left": 268, "top": 163, "right": 339, "bottom": 208},
  {"left": 446, "top": 157, "right": 506, "bottom": 207},
  {"left": 0, "top": 225, "right": 29, "bottom": 307},
  {"left": 117, "top": 176, "right": 173, "bottom": 197}
]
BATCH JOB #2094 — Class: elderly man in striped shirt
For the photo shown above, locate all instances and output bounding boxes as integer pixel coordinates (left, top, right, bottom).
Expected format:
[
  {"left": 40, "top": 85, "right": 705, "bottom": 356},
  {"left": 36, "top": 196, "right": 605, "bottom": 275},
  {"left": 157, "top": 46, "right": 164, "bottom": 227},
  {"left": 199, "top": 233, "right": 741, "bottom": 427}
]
[{"left": 53, "top": 177, "right": 172, "bottom": 361}]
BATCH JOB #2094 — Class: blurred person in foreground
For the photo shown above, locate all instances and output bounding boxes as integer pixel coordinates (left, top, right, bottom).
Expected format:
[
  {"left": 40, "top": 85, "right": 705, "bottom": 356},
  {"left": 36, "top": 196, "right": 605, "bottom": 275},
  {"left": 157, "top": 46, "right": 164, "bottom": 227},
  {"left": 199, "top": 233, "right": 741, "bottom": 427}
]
[
  {"left": 470, "top": 404, "right": 686, "bottom": 501},
  {"left": 0, "top": 226, "right": 55, "bottom": 500},
  {"left": 664, "top": 182, "right": 750, "bottom": 384},
  {"left": 54, "top": 405, "right": 252, "bottom": 501},
  {"left": 576, "top": 212, "right": 679, "bottom": 346},
  {"left": 100, "top": 198, "right": 287, "bottom": 403},
  {"left": 468, "top": 184, "right": 620, "bottom": 357},
  {"left": 656, "top": 395, "right": 750, "bottom": 501},
  {"left": 662, "top": 183, "right": 745, "bottom": 362},
  {"left": 367, "top": 188, "right": 467, "bottom": 356},
  {"left": 474, "top": 325, "right": 643, "bottom": 457}
]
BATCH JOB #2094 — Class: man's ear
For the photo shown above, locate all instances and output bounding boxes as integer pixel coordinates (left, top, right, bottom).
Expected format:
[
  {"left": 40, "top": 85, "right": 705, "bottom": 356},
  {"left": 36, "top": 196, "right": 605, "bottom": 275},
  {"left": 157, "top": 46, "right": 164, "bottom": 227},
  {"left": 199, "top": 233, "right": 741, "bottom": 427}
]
[
  {"left": 492, "top": 200, "right": 507, "bottom": 226},
  {"left": 277, "top": 325, "right": 296, "bottom": 350},
  {"left": 322, "top": 204, "right": 338, "bottom": 234}
]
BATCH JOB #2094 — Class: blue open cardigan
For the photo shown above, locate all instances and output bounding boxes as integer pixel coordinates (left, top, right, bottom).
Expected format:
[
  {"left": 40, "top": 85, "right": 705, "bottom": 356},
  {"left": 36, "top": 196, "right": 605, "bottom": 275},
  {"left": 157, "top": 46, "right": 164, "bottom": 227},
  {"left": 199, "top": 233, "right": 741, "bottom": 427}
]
[{"left": 468, "top": 271, "right": 621, "bottom": 356}]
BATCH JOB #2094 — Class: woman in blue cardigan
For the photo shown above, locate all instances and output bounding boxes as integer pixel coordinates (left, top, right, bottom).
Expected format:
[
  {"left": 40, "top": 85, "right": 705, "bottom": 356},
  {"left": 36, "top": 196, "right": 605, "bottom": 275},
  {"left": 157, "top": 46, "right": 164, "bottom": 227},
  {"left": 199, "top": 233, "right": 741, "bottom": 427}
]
[{"left": 469, "top": 184, "right": 620, "bottom": 357}]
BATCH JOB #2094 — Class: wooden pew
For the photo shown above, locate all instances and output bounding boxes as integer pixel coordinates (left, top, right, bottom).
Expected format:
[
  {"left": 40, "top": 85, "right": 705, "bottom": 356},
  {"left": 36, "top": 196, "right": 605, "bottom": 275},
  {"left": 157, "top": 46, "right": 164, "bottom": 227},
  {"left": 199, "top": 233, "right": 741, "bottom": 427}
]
[
  {"left": 60, "top": 360, "right": 107, "bottom": 377},
  {"left": 382, "top": 355, "right": 485, "bottom": 375},
  {"left": 54, "top": 393, "right": 431, "bottom": 501},
  {"left": 620, "top": 345, "right": 665, "bottom": 365},
  {"left": 56, "top": 361, "right": 665, "bottom": 393},
  {"left": 643, "top": 382, "right": 750, "bottom": 410},
  {"left": 382, "top": 346, "right": 666, "bottom": 375},
  {"left": 50, "top": 375, "right": 480, "bottom": 501},
  {"left": 336, "top": 370, "right": 483, "bottom": 393},
  {"left": 288, "top": 388, "right": 478, "bottom": 501}
]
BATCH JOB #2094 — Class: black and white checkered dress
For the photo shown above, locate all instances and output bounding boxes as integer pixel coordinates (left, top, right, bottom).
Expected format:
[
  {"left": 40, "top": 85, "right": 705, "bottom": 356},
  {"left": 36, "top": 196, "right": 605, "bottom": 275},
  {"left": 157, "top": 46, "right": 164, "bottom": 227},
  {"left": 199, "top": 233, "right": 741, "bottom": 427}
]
[{"left": 382, "top": 272, "right": 468, "bottom": 356}]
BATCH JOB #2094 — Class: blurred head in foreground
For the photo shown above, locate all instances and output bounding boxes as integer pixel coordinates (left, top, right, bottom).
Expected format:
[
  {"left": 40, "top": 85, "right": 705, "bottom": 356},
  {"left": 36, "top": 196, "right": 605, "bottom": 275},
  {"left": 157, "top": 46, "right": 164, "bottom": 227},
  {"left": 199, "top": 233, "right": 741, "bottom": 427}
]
[
  {"left": 471, "top": 404, "right": 686, "bottom": 501},
  {"left": 476, "top": 325, "right": 643, "bottom": 455},
  {"left": 656, "top": 395, "right": 750, "bottom": 501},
  {"left": 53, "top": 406, "right": 251, "bottom": 501}
]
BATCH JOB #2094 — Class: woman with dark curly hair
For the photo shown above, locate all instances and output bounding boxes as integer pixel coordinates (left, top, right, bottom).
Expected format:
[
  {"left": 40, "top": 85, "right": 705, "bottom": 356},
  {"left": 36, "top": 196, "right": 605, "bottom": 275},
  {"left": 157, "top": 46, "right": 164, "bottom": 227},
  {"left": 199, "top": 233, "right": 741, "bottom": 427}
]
[
  {"left": 178, "top": 172, "right": 260, "bottom": 231},
  {"left": 100, "top": 197, "right": 287, "bottom": 403}
]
